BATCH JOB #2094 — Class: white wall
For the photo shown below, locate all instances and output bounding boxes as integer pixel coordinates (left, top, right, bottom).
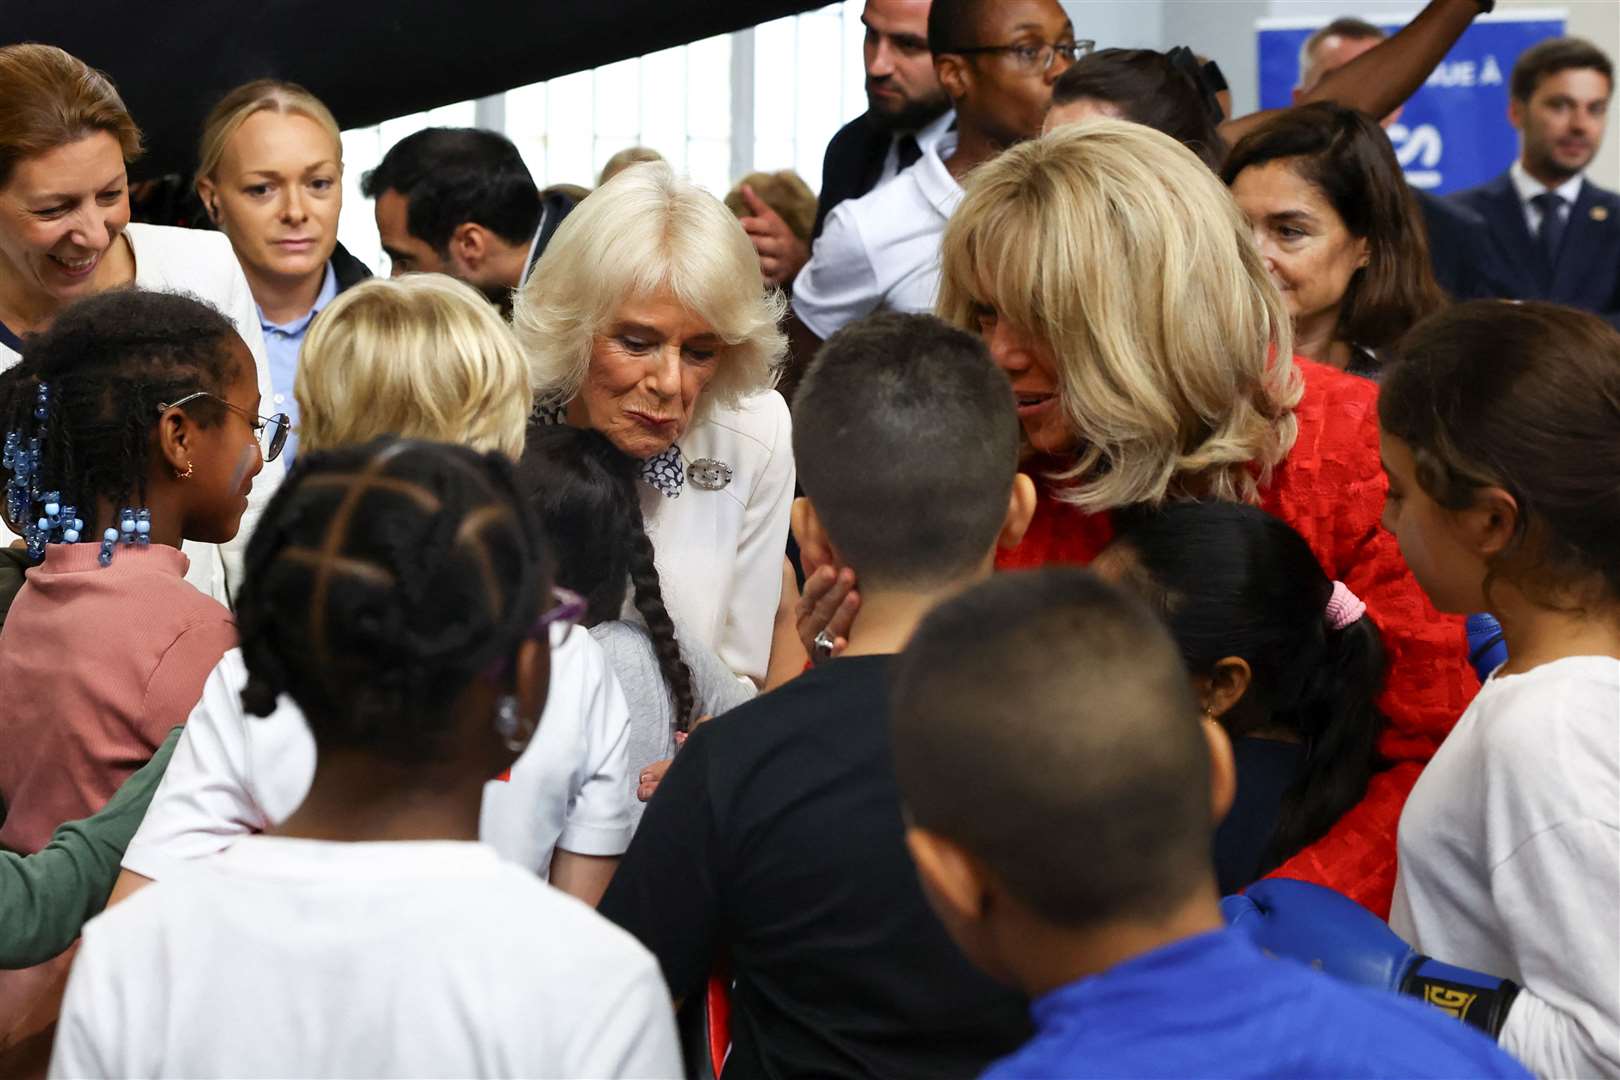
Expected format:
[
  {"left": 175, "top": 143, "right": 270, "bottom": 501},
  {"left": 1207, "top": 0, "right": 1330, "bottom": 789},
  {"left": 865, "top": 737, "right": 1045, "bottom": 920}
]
[{"left": 1062, "top": 0, "right": 1168, "bottom": 51}]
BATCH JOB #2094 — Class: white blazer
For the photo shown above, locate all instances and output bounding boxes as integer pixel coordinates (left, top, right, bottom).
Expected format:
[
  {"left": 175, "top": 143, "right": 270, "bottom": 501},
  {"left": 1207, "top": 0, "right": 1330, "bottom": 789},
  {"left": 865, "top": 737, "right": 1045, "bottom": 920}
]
[
  {"left": 638, "top": 388, "right": 795, "bottom": 684},
  {"left": 0, "top": 223, "right": 285, "bottom": 605}
]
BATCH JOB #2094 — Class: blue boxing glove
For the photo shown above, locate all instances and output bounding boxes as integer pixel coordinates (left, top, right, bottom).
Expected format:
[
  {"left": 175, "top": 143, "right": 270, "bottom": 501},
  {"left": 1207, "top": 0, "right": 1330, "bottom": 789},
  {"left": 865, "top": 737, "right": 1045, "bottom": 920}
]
[
  {"left": 1467, "top": 613, "right": 1508, "bottom": 681},
  {"left": 1224, "top": 878, "right": 1520, "bottom": 1037}
]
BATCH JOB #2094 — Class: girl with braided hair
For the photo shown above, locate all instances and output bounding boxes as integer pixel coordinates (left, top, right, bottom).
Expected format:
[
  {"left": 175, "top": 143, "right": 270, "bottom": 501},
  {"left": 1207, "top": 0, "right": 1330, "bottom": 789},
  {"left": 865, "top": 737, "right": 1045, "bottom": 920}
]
[
  {"left": 51, "top": 438, "right": 681, "bottom": 1079},
  {"left": 0, "top": 288, "right": 275, "bottom": 857},
  {"left": 518, "top": 423, "right": 757, "bottom": 827}
]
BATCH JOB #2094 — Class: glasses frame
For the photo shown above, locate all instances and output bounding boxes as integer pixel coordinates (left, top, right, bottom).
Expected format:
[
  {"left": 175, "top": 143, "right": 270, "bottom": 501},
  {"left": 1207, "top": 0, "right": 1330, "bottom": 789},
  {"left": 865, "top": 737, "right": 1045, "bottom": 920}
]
[
  {"left": 951, "top": 38, "right": 1095, "bottom": 73},
  {"left": 158, "top": 391, "right": 291, "bottom": 463}
]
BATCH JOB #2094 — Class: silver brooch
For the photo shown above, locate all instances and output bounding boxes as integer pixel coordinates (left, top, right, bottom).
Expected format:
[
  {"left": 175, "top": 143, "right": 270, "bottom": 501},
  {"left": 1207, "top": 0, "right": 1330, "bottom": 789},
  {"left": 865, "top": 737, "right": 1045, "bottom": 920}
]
[{"left": 688, "top": 458, "right": 733, "bottom": 491}]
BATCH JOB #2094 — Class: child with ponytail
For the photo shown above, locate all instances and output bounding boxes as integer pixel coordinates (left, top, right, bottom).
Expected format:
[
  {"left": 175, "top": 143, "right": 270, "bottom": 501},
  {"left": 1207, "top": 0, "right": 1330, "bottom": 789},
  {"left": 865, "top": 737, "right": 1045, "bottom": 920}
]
[
  {"left": 517, "top": 423, "right": 756, "bottom": 826},
  {"left": 1098, "top": 500, "right": 1387, "bottom": 892},
  {"left": 0, "top": 289, "right": 277, "bottom": 854}
]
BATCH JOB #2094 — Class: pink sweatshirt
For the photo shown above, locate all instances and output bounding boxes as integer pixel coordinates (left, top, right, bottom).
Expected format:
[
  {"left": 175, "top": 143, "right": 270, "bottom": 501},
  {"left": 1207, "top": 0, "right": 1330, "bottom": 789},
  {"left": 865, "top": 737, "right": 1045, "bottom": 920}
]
[{"left": 0, "top": 543, "right": 235, "bottom": 854}]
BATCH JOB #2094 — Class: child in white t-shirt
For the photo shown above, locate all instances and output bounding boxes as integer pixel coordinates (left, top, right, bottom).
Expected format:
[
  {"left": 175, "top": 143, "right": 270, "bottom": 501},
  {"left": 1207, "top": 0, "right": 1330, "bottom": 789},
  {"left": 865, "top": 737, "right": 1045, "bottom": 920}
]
[
  {"left": 110, "top": 275, "right": 634, "bottom": 907},
  {"left": 1378, "top": 302, "right": 1620, "bottom": 1078},
  {"left": 51, "top": 439, "right": 679, "bottom": 1079}
]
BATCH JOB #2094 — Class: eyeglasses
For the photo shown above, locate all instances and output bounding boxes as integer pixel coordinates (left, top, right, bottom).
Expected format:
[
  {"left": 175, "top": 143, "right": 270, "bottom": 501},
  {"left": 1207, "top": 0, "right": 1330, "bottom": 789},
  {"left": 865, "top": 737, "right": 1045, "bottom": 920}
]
[
  {"left": 951, "top": 38, "right": 1095, "bottom": 74},
  {"left": 485, "top": 587, "right": 588, "bottom": 680},
  {"left": 158, "top": 392, "right": 291, "bottom": 463}
]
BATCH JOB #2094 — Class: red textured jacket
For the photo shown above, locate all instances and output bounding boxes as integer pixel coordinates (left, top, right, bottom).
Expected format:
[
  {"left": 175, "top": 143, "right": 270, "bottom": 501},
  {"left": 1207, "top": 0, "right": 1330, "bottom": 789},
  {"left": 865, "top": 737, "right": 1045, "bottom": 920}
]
[{"left": 997, "top": 359, "right": 1478, "bottom": 916}]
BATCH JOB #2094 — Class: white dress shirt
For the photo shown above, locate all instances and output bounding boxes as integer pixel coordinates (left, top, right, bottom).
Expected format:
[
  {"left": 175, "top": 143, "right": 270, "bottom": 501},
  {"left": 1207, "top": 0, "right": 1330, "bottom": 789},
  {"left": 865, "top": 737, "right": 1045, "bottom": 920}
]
[
  {"left": 1510, "top": 159, "right": 1584, "bottom": 237},
  {"left": 793, "top": 134, "right": 964, "bottom": 340},
  {"left": 0, "top": 223, "right": 285, "bottom": 606},
  {"left": 875, "top": 108, "right": 956, "bottom": 189},
  {"left": 122, "top": 625, "right": 634, "bottom": 882},
  {"left": 639, "top": 388, "right": 795, "bottom": 684}
]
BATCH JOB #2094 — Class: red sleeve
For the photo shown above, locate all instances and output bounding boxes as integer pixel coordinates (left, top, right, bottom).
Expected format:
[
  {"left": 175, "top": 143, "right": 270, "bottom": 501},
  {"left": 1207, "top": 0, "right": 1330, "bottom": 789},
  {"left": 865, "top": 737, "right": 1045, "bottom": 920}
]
[{"left": 1264, "top": 363, "right": 1478, "bottom": 915}]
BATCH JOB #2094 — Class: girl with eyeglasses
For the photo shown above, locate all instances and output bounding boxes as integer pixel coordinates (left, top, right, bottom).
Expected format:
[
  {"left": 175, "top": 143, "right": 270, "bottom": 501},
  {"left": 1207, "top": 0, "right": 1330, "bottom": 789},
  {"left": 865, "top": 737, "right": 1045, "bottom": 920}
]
[
  {"left": 0, "top": 288, "right": 282, "bottom": 860},
  {"left": 50, "top": 438, "right": 681, "bottom": 1078}
]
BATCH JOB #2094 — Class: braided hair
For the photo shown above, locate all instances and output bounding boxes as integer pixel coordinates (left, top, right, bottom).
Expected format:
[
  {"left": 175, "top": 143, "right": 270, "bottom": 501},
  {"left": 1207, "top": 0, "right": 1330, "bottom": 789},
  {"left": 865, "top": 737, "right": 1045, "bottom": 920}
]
[
  {"left": 235, "top": 437, "right": 551, "bottom": 764},
  {"left": 516, "top": 422, "right": 697, "bottom": 732},
  {"left": 0, "top": 289, "right": 240, "bottom": 540}
]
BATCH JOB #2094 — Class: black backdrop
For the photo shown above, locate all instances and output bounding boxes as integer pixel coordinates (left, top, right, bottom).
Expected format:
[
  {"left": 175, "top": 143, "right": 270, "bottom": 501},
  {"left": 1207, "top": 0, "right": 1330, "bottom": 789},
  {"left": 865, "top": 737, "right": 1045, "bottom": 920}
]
[{"left": 2, "top": 0, "right": 830, "bottom": 180}]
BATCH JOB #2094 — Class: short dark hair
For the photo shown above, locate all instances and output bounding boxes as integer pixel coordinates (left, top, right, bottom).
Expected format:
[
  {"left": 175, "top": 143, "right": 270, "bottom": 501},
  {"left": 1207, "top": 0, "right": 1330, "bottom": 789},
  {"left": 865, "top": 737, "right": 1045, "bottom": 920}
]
[
  {"left": 1222, "top": 102, "right": 1447, "bottom": 353},
  {"left": 927, "top": 0, "right": 994, "bottom": 54},
  {"left": 1052, "top": 49, "right": 1228, "bottom": 170},
  {"left": 1381, "top": 301, "right": 1620, "bottom": 609},
  {"left": 360, "top": 127, "right": 540, "bottom": 252},
  {"left": 1511, "top": 37, "right": 1614, "bottom": 103},
  {"left": 891, "top": 568, "right": 1209, "bottom": 927},
  {"left": 1, "top": 290, "right": 240, "bottom": 538},
  {"left": 236, "top": 438, "right": 552, "bottom": 764},
  {"left": 1106, "top": 502, "right": 1385, "bottom": 874},
  {"left": 793, "top": 312, "right": 1018, "bottom": 588}
]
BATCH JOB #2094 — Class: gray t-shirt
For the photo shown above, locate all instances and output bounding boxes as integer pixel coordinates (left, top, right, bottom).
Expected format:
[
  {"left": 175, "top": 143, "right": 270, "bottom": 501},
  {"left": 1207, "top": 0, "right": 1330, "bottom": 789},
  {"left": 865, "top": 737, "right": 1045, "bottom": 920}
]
[{"left": 590, "top": 620, "right": 757, "bottom": 829}]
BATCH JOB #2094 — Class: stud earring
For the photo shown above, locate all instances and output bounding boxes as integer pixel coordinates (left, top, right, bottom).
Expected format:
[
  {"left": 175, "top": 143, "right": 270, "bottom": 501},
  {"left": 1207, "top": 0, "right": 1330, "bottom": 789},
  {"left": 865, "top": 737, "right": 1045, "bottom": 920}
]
[{"left": 494, "top": 694, "right": 530, "bottom": 752}]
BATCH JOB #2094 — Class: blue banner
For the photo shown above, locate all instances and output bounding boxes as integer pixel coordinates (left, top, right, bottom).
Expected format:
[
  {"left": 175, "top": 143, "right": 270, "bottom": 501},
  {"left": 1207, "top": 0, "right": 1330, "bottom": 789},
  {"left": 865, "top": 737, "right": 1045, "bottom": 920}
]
[{"left": 1257, "top": 12, "right": 1566, "bottom": 194}]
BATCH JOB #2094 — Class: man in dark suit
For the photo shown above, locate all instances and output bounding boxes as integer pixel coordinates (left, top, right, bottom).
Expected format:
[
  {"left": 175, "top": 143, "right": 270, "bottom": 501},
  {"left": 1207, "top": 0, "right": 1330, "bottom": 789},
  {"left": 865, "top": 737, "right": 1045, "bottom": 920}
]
[
  {"left": 740, "top": 0, "right": 951, "bottom": 287},
  {"left": 1450, "top": 38, "right": 1618, "bottom": 325}
]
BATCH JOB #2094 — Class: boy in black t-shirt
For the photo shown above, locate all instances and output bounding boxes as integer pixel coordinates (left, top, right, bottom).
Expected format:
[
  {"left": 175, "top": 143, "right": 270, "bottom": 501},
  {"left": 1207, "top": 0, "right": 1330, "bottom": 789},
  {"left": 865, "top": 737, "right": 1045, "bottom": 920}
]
[{"left": 598, "top": 312, "right": 1037, "bottom": 1079}]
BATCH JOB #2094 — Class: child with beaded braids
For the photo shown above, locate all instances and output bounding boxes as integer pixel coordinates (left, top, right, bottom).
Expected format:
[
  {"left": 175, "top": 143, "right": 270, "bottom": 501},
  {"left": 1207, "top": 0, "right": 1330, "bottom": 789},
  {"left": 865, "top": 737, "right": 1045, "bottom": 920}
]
[
  {"left": 0, "top": 289, "right": 271, "bottom": 856},
  {"left": 50, "top": 438, "right": 681, "bottom": 1078},
  {"left": 518, "top": 423, "right": 757, "bottom": 827}
]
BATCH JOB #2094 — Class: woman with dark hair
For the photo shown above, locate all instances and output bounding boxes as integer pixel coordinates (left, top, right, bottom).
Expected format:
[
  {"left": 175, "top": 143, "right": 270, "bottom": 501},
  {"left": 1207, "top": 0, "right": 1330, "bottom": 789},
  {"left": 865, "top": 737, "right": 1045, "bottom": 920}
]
[
  {"left": 1046, "top": 48, "right": 1229, "bottom": 169},
  {"left": 1097, "top": 501, "right": 1387, "bottom": 893},
  {"left": 517, "top": 423, "right": 756, "bottom": 825},
  {"left": 1224, "top": 102, "right": 1447, "bottom": 378}
]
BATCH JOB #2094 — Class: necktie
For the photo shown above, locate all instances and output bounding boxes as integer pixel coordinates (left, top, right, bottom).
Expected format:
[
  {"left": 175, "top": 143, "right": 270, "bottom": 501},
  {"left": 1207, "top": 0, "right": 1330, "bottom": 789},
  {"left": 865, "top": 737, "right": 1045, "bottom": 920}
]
[
  {"left": 1532, "top": 191, "right": 1568, "bottom": 270},
  {"left": 895, "top": 134, "right": 923, "bottom": 173}
]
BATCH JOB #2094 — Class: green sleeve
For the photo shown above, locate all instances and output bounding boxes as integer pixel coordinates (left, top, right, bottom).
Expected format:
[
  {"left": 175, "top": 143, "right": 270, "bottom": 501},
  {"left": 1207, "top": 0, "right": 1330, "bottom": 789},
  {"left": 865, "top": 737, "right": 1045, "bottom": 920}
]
[{"left": 0, "top": 726, "right": 182, "bottom": 969}]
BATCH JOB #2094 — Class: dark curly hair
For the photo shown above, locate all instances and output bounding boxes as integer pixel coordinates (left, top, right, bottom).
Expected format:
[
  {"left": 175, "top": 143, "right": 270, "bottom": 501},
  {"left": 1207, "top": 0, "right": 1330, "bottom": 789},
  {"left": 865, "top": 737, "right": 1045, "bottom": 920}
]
[
  {"left": 236, "top": 438, "right": 552, "bottom": 764},
  {"left": 515, "top": 422, "right": 696, "bottom": 732},
  {"left": 0, "top": 289, "right": 241, "bottom": 541}
]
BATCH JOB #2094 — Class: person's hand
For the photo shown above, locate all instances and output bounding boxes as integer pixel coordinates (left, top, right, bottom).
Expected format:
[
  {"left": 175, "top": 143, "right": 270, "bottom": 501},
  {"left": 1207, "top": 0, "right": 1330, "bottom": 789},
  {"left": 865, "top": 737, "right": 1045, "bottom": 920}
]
[
  {"left": 739, "top": 185, "right": 810, "bottom": 287},
  {"left": 637, "top": 758, "right": 673, "bottom": 802},
  {"left": 797, "top": 565, "right": 860, "bottom": 663}
]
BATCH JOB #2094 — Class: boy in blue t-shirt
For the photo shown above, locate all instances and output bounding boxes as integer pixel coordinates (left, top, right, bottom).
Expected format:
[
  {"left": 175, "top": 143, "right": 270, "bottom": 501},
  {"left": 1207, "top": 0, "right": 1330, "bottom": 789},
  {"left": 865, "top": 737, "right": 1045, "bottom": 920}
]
[{"left": 888, "top": 569, "right": 1532, "bottom": 1079}]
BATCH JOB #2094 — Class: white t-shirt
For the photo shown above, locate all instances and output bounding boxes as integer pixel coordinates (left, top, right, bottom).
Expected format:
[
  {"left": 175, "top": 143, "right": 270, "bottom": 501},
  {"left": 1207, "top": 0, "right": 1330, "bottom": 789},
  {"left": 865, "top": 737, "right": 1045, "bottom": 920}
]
[
  {"left": 122, "top": 626, "right": 633, "bottom": 882},
  {"left": 52, "top": 836, "right": 679, "bottom": 1079},
  {"left": 791, "top": 134, "right": 963, "bottom": 341},
  {"left": 639, "top": 389, "right": 794, "bottom": 684},
  {"left": 0, "top": 223, "right": 285, "bottom": 606},
  {"left": 1391, "top": 656, "right": 1620, "bottom": 1079}
]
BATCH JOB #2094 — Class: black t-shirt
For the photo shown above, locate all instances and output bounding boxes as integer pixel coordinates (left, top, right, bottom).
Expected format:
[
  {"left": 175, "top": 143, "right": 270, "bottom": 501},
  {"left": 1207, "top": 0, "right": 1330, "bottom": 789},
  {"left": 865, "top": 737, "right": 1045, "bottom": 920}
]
[
  {"left": 598, "top": 655, "right": 1031, "bottom": 1080},
  {"left": 1213, "top": 736, "right": 1308, "bottom": 894}
]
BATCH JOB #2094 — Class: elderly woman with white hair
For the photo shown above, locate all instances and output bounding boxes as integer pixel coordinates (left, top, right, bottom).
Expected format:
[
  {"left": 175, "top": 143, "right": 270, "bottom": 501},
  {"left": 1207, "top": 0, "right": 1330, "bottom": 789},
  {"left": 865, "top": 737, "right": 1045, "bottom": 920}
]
[{"left": 513, "top": 162, "right": 793, "bottom": 685}]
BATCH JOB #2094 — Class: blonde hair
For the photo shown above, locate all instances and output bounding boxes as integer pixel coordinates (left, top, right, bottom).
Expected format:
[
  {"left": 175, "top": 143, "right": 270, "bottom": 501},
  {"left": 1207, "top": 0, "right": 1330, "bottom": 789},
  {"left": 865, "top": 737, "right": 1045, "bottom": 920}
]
[
  {"left": 598, "top": 145, "right": 664, "bottom": 186},
  {"left": 513, "top": 161, "right": 786, "bottom": 412},
  {"left": 938, "top": 120, "right": 1301, "bottom": 511},
  {"left": 0, "top": 44, "right": 142, "bottom": 188},
  {"left": 724, "top": 169, "right": 818, "bottom": 243},
  {"left": 195, "top": 78, "right": 342, "bottom": 185},
  {"left": 296, "top": 275, "right": 533, "bottom": 460}
]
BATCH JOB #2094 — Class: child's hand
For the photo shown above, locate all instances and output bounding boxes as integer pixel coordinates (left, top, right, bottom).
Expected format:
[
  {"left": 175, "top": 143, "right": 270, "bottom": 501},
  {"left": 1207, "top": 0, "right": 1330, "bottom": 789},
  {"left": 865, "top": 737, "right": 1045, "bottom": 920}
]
[
  {"left": 797, "top": 565, "right": 860, "bottom": 663},
  {"left": 637, "top": 759, "right": 673, "bottom": 802}
]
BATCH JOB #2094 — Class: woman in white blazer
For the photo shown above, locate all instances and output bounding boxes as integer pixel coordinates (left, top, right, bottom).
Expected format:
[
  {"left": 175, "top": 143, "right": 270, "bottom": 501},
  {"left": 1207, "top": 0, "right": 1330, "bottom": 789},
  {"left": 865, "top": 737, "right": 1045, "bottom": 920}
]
[
  {"left": 0, "top": 44, "right": 283, "bottom": 604},
  {"left": 513, "top": 161, "right": 794, "bottom": 685}
]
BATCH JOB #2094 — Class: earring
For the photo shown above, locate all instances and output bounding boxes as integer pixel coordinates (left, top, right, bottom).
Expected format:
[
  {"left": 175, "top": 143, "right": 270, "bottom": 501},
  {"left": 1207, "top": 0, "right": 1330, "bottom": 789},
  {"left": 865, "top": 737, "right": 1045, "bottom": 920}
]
[
  {"left": 494, "top": 694, "right": 530, "bottom": 752},
  {"left": 176, "top": 458, "right": 194, "bottom": 480}
]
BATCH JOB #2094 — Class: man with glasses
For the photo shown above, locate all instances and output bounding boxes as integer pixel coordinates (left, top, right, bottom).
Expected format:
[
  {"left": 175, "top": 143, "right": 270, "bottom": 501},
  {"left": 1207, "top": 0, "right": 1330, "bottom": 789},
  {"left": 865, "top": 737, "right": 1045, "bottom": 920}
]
[{"left": 788, "top": 0, "right": 1081, "bottom": 366}]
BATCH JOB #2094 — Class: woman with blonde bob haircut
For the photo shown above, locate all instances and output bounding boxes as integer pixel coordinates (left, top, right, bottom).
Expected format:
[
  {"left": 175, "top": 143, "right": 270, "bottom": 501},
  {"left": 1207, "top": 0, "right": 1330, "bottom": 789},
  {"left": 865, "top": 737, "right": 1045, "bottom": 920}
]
[
  {"left": 937, "top": 121, "right": 1475, "bottom": 915},
  {"left": 195, "top": 79, "right": 372, "bottom": 463},
  {"left": 297, "top": 274, "right": 531, "bottom": 460},
  {"left": 513, "top": 161, "right": 792, "bottom": 684}
]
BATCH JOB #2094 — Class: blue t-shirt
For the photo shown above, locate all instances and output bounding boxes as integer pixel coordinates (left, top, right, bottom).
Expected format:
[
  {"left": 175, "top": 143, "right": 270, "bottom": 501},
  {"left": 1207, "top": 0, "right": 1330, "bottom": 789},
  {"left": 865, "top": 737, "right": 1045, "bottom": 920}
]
[{"left": 985, "top": 930, "right": 1530, "bottom": 1080}]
